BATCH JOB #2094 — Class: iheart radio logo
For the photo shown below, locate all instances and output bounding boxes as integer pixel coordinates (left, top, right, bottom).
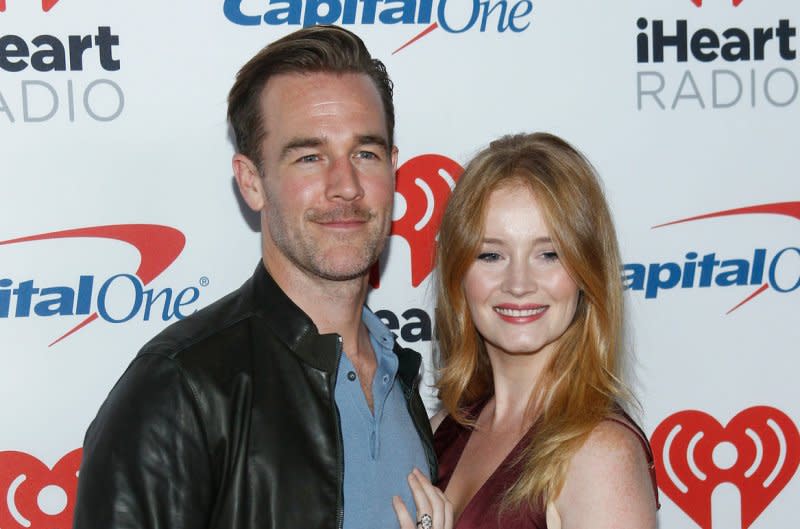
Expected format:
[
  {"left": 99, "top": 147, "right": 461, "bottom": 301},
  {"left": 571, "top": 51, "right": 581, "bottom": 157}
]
[
  {"left": 651, "top": 407, "right": 800, "bottom": 529},
  {"left": 692, "top": 0, "right": 744, "bottom": 6},
  {"left": 0, "top": 449, "right": 81, "bottom": 529},
  {"left": 371, "top": 154, "right": 463, "bottom": 288}
]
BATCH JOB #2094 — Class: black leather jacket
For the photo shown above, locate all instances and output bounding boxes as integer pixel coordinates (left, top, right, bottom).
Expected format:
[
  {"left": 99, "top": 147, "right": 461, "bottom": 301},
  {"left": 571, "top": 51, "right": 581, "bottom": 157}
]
[{"left": 73, "top": 263, "right": 437, "bottom": 529}]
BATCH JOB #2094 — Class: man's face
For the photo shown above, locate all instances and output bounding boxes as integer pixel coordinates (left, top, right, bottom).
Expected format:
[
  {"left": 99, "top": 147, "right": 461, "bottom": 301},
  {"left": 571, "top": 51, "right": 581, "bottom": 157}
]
[{"left": 247, "top": 72, "right": 396, "bottom": 282}]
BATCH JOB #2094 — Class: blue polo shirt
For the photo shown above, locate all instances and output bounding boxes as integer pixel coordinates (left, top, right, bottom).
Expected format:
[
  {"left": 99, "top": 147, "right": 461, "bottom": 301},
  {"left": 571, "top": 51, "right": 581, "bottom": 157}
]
[{"left": 336, "top": 307, "right": 430, "bottom": 529}]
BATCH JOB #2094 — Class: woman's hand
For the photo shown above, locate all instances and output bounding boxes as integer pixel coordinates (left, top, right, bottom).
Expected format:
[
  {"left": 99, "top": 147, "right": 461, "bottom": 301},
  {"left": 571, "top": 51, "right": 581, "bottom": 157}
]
[{"left": 393, "top": 468, "right": 453, "bottom": 529}]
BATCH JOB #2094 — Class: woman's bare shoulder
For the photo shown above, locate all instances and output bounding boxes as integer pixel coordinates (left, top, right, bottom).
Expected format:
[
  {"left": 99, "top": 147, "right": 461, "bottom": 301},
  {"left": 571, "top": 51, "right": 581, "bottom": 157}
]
[{"left": 552, "top": 419, "right": 658, "bottom": 529}]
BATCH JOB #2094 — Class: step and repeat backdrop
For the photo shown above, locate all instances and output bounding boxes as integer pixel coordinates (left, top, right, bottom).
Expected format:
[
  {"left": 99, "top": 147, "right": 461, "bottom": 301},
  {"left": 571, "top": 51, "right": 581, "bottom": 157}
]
[{"left": 1, "top": 1, "right": 798, "bottom": 528}]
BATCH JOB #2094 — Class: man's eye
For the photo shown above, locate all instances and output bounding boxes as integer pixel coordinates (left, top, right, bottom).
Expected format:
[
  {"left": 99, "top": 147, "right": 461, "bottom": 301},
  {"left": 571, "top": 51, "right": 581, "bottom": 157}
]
[
  {"left": 297, "top": 154, "right": 320, "bottom": 163},
  {"left": 355, "top": 150, "right": 379, "bottom": 160},
  {"left": 477, "top": 252, "right": 501, "bottom": 262}
]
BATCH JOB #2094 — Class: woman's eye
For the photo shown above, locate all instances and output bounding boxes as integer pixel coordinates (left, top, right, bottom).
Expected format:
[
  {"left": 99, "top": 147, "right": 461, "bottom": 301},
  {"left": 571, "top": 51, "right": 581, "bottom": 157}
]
[
  {"left": 541, "top": 251, "right": 559, "bottom": 261},
  {"left": 477, "top": 252, "right": 501, "bottom": 262}
]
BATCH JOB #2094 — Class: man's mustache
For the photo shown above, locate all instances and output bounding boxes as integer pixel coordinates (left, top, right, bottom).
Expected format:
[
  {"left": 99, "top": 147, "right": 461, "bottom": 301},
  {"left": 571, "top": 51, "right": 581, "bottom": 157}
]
[{"left": 306, "top": 206, "right": 374, "bottom": 223}]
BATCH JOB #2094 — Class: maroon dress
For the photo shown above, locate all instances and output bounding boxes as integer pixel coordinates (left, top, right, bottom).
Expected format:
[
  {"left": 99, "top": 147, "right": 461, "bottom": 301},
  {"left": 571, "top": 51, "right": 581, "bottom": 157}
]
[{"left": 434, "top": 404, "right": 659, "bottom": 529}]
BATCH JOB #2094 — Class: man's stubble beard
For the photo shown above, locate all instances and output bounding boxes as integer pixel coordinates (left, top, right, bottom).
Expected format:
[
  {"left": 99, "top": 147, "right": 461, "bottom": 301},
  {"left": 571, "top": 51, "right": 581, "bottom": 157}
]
[{"left": 266, "top": 202, "right": 390, "bottom": 282}]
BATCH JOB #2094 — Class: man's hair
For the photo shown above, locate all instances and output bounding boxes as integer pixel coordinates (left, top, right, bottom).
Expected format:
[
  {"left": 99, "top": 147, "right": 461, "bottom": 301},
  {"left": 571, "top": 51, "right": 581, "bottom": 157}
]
[
  {"left": 227, "top": 25, "right": 395, "bottom": 163},
  {"left": 434, "top": 132, "right": 633, "bottom": 509}
]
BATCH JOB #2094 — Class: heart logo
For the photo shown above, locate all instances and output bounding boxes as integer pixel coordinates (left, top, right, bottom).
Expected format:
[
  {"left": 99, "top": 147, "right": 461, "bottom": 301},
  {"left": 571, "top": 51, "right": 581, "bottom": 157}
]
[
  {"left": 0, "top": 449, "right": 82, "bottom": 529},
  {"left": 651, "top": 407, "right": 799, "bottom": 529},
  {"left": 0, "top": 0, "right": 60, "bottom": 12},
  {"left": 370, "top": 154, "right": 463, "bottom": 288},
  {"left": 692, "top": 0, "right": 744, "bottom": 6}
]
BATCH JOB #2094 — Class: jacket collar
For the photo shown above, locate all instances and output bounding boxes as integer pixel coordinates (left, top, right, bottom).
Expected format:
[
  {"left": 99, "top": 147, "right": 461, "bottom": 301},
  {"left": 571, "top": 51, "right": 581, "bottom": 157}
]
[
  {"left": 248, "top": 262, "right": 340, "bottom": 374},
  {"left": 246, "top": 262, "right": 421, "bottom": 384}
]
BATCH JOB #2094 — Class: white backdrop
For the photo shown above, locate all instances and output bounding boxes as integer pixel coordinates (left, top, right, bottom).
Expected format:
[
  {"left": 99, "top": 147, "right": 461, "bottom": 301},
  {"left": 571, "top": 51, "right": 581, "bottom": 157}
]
[{"left": 1, "top": 1, "right": 798, "bottom": 528}]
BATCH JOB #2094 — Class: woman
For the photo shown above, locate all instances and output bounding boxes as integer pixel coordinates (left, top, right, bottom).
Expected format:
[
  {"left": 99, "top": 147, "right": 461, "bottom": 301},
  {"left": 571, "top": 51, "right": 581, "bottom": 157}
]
[{"left": 428, "top": 132, "right": 659, "bottom": 528}]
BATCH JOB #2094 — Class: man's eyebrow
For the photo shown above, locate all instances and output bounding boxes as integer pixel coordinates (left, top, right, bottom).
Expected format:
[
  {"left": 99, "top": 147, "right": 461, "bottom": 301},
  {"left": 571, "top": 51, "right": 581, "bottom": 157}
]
[
  {"left": 280, "top": 137, "right": 324, "bottom": 159},
  {"left": 279, "top": 135, "right": 389, "bottom": 160},
  {"left": 355, "top": 135, "right": 389, "bottom": 150}
]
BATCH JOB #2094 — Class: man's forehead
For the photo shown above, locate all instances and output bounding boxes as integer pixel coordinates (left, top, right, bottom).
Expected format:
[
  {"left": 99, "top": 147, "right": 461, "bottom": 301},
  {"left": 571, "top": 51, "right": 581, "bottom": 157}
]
[
  {"left": 260, "top": 71, "right": 378, "bottom": 103},
  {"left": 258, "top": 71, "right": 388, "bottom": 140}
]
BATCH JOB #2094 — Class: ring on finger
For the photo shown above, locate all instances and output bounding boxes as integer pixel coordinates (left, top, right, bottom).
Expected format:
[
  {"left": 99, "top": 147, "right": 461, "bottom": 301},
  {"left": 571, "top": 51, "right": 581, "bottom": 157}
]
[{"left": 417, "top": 513, "right": 433, "bottom": 529}]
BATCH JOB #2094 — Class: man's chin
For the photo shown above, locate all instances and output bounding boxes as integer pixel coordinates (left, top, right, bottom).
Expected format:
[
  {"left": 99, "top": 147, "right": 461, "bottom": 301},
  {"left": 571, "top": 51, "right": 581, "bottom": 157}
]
[{"left": 308, "top": 252, "right": 379, "bottom": 282}]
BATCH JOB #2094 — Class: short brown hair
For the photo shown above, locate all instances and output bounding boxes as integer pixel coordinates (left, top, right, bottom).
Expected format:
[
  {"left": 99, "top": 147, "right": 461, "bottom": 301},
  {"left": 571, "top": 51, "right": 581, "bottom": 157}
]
[{"left": 227, "top": 25, "right": 395, "bottom": 163}]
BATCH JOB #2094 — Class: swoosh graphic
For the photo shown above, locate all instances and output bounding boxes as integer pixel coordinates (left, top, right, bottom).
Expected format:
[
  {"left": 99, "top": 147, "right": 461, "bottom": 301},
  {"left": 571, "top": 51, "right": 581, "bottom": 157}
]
[
  {"left": 652, "top": 202, "right": 800, "bottom": 313},
  {"left": 0, "top": 224, "right": 185, "bottom": 345},
  {"left": 393, "top": 22, "right": 439, "bottom": 55}
]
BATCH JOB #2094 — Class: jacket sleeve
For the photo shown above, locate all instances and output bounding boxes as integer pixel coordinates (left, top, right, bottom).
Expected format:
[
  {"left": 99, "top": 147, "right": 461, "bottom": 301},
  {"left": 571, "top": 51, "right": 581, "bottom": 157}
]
[{"left": 72, "top": 352, "right": 214, "bottom": 529}]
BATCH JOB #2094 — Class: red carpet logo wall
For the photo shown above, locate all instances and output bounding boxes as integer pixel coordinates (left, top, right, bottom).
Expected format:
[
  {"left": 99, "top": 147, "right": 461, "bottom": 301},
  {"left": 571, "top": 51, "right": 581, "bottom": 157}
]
[
  {"left": 0, "top": 449, "right": 81, "bottom": 529},
  {"left": 651, "top": 407, "right": 800, "bottom": 529}
]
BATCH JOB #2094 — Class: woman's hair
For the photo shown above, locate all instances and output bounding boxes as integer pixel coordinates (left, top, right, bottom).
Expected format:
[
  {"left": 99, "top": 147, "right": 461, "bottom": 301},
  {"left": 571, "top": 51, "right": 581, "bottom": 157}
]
[{"left": 435, "top": 132, "right": 632, "bottom": 508}]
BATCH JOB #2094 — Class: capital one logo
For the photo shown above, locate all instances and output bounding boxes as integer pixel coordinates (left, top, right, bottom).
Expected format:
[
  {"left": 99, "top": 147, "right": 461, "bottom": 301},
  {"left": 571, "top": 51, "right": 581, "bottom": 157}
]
[
  {"left": 623, "top": 202, "right": 800, "bottom": 312},
  {"left": 223, "top": 1, "right": 534, "bottom": 54},
  {"left": 371, "top": 154, "right": 463, "bottom": 288},
  {"left": 651, "top": 407, "right": 800, "bottom": 529},
  {"left": 0, "top": 0, "right": 60, "bottom": 12},
  {"left": 0, "top": 449, "right": 81, "bottom": 529},
  {"left": 0, "top": 224, "right": 196, "bottom": 345}
]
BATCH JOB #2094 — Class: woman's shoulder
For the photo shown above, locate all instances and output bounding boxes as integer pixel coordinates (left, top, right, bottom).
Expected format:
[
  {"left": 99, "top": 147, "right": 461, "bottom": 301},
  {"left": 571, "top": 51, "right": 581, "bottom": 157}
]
[
  {"left": 552, "top": 416, "right": 659, "bottom": 528},
  {"left": 577, "top": 416, "right": 653, "bottom": 471}
]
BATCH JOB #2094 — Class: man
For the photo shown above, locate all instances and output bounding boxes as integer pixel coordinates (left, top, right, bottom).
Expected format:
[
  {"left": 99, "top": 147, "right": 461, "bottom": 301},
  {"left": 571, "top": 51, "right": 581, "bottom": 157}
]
[{"left": 73, "top": 26, "right": 436, "bottom": 529}]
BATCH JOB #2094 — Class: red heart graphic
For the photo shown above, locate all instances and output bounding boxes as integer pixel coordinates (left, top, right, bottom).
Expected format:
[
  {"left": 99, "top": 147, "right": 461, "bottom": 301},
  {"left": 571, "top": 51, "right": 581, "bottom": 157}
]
[
  {"left": 651, "top": 407, "right": 799, "bottom": 529},
  {"left": 0, "top": 449, "right": 82, "bottom": 529},
  {"left": 692, "top": 0, "right": 744, "bottom": 6},
  {"left": 370, "top": 154, "right": 463, "bottom": 288}
]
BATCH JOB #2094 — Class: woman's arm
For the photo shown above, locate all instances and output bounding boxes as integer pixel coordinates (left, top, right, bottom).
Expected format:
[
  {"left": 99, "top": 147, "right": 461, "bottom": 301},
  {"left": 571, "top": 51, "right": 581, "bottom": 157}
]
[{"left": 550, "top": 420, "right": 658, "bottom": 529}]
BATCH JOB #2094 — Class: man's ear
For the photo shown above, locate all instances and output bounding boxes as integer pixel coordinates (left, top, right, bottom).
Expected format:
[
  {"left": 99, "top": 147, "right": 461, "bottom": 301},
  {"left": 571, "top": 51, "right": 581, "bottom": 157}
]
[
  {"left": 232, "top": 153, "right": 265, "bottom": 212},
  {"left": 390, "top": 145, "right": 399, "bottom": 172}
]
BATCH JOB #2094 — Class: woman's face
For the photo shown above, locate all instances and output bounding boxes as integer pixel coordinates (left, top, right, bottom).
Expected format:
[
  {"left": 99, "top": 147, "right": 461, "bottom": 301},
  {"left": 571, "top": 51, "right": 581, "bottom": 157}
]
[{"left": 463, "top": 184, "right": 580, "bottom": 362}]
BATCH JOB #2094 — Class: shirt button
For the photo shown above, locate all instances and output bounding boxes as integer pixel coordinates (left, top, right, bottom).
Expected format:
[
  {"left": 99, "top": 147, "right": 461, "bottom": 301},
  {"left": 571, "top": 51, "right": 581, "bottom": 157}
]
[
  {"left": 347, "top": 371, "right": 357, "bottom": 381},
  {"left": 382, "top": 374, "right": 390, "bottom": 384}
]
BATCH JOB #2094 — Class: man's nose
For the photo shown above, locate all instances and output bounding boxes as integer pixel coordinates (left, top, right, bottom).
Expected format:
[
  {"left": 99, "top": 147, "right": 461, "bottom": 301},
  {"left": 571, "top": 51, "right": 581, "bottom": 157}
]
[{"left": 326, "top": 156, "right": 364, "bottom": 201}]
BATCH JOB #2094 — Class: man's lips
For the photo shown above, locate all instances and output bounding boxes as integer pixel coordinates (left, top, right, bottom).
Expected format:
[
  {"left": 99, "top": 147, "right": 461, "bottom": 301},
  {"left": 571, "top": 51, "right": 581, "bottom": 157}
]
[
  {"left": 493, "top": 304, "right": 548, "bottom": 323},
  {"left": 315, "top": 218, "right": 370, "bottom": 230}
]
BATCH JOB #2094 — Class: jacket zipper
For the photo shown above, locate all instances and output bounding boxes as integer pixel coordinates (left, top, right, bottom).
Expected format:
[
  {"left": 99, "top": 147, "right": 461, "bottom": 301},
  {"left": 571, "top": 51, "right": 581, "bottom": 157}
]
[{"left": 404, "top": 374, "right": 437, "bottom": 480}]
